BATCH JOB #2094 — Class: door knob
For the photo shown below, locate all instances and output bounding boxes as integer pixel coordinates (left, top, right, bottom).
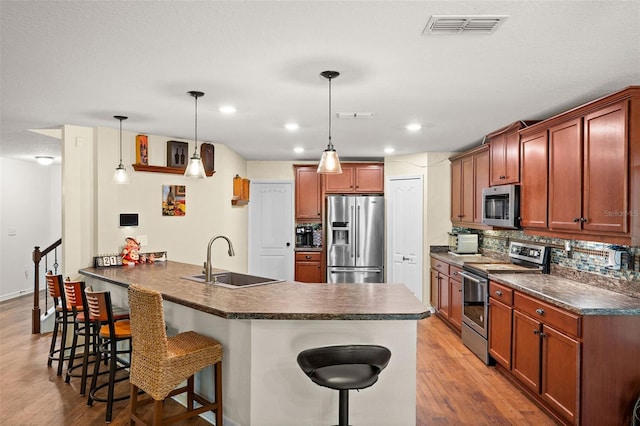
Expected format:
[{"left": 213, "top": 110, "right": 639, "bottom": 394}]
[{"left": 286, "top": 242, "right": 291, "bottom": 247}]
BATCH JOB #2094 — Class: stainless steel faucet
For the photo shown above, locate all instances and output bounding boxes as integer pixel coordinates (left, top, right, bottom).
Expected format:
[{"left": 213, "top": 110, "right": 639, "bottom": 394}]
[{"left": 205, "top": 235, "right": 235, "bottom": 282}]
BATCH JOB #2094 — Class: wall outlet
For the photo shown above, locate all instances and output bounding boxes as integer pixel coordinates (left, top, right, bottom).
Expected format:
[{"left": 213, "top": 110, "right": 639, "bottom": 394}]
[{"left": 564, "top": 240, "right": 571, "bottom": 251}]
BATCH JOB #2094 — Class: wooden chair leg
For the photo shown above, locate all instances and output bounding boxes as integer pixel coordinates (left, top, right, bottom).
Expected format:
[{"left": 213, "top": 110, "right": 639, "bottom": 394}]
[
  {"left": 129, "top": 384, "right": 139, "bottom": 425},
  {"left": 187, "top": 375, "right": 195, "bottom": 411},
  {"left": 152, "top": 399, "right": 163, "bottom": 426},
  {"left": 215, "top": 361, "right": 223, "bottom": 426}
]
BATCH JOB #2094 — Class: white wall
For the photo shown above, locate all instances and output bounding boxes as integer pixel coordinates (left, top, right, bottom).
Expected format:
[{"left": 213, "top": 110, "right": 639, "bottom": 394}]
[
  {"left": 62, "top": 124, "right": 248, "bottom": 281},
  {"left": 0, "top": 158, "right": 61, "bottom": 300}
]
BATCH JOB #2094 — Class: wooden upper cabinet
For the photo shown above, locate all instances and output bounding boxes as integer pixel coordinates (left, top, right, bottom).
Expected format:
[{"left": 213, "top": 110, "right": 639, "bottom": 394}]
[
  {"left": 450, "top": 145, "right": 489, "bottom": 228},
  {"left": 520, "top": 130, "right": 549, "bottom": 229},
  {"left": 294, "top": 166, "right": 322, "bottom": 222},
  {"left": 489, "top": 122, "right": 534, "bottom": 186},
  {"left": 548, "top": 102, "right": 630, "bottom": 234},
  {"left": 517, "top": 86, "right": 639, "bottom": 245},
  {"left": 324, "top": 163, "right": 384, "bottom": 194},
  {"left": 549, "top": 118, "right": 583, "bottom": 231},
  {"left": 582, "top": 101, "right": 629, "bottom": 234},
  {"left": 474, "top": 147, "right": 490, "bottom": 224}
]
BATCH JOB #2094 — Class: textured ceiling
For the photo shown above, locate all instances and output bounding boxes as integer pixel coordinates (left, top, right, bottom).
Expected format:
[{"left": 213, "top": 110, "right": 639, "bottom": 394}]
[{"left": 1, "top": 1, "right": 639, "bottom": 164}]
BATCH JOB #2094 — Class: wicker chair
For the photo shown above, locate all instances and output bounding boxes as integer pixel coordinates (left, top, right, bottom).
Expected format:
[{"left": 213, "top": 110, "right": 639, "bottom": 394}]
[{"left": 127, "top": 284, "right": 223, "bottom": 426}]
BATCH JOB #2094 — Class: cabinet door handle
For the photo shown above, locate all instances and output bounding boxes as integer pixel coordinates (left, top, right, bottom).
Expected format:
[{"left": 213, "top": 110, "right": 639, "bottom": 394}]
[
  {"left": 573, "top": 217, "right": 580, "bottom": 223},
  {"left": 540, "top": 332, "right": 547, "bottom": 338},
  {"left": 580, "top": 217, "right": 588, "bottom": 223},
  {"left": 305, "top": 255, "right": 312, "bottom": 259},
  {"left": 495, "top": 290, "right": 503, "bottom": 296},
  {"left": 452, "top": 271, "right": 458, "bottom": 276},
  {"left": 533, "top": 329, "right": 540, "bottom": 335},
  {"left": 536, "top": 308, "right": 545, "bottom": 316}
]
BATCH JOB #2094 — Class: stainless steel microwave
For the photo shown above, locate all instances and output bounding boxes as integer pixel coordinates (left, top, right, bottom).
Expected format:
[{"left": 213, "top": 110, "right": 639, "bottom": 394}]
[{"left": 482, "top": 185, "right": 520, "bottom": 228}]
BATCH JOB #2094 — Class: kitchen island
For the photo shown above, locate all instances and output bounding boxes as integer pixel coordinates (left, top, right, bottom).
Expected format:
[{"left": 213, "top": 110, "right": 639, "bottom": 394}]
[{"left": 80, "top": 261, "right": 430, "bottom": 426}]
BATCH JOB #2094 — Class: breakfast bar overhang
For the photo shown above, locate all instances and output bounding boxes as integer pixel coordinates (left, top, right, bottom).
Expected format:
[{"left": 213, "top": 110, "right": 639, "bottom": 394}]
[{"left": 80, "top": 261, "right": 430, "bottom": 426}]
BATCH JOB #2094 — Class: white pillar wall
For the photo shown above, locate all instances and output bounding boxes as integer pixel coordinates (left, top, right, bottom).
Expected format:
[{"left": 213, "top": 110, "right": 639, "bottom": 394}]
[{"left": 61, "top": 125, "right": 250, "bottom": 280}]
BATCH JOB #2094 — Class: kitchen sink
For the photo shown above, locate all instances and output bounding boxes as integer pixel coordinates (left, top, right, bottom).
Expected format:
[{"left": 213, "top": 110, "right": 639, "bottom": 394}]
[{"left": 182, "top": 272, "right": 284, "bottom": 289}]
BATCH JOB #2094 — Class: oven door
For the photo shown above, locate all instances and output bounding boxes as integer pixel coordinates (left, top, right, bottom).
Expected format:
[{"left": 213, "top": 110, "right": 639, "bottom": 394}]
[{"left": 460, "top": 271, "right": 488, "bottom": 338}]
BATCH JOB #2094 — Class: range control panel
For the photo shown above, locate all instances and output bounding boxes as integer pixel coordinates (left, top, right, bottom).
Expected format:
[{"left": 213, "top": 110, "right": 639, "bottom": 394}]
[{"left": 509, "top": 241, "right": 548, "bottom": 266}]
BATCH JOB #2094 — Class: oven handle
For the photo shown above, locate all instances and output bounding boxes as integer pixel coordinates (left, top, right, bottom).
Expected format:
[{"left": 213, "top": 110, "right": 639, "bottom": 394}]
[{"left": 459, "top": 270, "right": 485, "bottom": 283}]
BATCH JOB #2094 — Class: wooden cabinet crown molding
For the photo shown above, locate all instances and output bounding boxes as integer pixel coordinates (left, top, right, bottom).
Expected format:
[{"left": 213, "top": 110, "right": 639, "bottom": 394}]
[{"left": 519, "top": 86, "right": 640, "bottom": 137}]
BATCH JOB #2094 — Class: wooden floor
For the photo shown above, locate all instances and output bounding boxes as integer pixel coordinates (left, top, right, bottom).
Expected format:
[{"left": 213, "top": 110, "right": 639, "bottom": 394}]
[{"left": 0, "top": 294, "right": 556, "bottom": 425}]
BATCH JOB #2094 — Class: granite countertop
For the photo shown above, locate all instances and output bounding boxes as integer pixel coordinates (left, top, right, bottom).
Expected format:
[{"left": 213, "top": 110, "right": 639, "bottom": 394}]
[
  {"left": 489, "top": 273, "right": 640, "bottom": 316},
  {"left": 430, "top": 249, "right": 640, "bottom": 316},
  {"left": 294, "top": 247, "right": 323, "bottom": 252},
  {"left": 430, "top": 251, "right": 507, "bottom": 268},
  {"left": 79, "top": 261, "right": 429, "bottom": 321}
]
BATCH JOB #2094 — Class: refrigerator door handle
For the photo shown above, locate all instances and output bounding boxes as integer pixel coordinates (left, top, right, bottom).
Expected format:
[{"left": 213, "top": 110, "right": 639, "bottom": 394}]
[
  {"left": 350, "top": 205, "right": 355, "bottom": 259},
  {"left": 329, "top": 269, "right": 382, "bottom": 273},
  {"left": 356, "top": 205, "right": 360, "bottom": 259}
]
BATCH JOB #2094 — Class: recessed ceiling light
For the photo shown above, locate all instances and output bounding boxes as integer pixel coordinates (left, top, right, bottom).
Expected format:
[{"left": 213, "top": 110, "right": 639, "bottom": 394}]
[
  {"left": 219, "top": 105, "right": 236, "bottom": 114},
  {"left": 294, "top": 147, "right": 304, "bottom": 154},
  {"left": 384, "top": 147, "right": 395, "bottom": 154},
  {"left": 285, "top": 123, "right": 300, "bottom": 131},
  {"left": 35, "top": 156, "right": 54, "bottom": 165},
  {"left": 406, "top": 123, "right": 422, "bottom": 131}
]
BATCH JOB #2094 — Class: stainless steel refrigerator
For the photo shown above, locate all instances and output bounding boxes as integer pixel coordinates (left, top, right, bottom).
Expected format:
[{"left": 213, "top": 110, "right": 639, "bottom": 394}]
[{"left": 326, "top": 195, "right": 384, "bottom": 283}]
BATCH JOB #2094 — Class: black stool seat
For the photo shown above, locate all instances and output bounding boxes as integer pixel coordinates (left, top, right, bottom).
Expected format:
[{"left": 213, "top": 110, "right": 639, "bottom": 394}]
[{"left": 297, "top": 345, "right": 391, "bottom": 426}]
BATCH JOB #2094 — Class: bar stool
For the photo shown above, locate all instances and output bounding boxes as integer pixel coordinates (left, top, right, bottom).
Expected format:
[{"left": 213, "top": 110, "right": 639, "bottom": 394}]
[
  {"left": 63, "top": 279, "right": 129, "bottom": 396},
  {"left": 297, "top": 344, "right": 391, "bottom": 426},
  {"left": 127, "top": 284, "right": 223, "bottom": 426},
  {"left": 85, "top": 287, "right": 133, "bottom": 423},
  {"left": 46, "top": 272, "right": 74, "bottom": 376}
]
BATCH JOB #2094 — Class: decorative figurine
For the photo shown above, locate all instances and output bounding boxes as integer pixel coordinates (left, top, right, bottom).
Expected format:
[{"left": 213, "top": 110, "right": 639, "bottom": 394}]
[{"left": 122, "top": 237, "right": 141, "bottom": 265}]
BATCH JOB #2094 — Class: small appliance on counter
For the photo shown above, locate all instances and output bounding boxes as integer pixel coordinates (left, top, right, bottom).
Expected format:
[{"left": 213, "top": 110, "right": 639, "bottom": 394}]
[
  {"left": 448, "top": 233, "right": 479, "bottom": 254},
  {"left": 296, "top": 225, "right": 315, "bottom": 248}
]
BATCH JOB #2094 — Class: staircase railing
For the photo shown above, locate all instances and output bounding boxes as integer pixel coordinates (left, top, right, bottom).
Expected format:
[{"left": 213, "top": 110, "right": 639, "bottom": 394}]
[{"left": 32, "top": 238, "right": 62, "bottom": 334}]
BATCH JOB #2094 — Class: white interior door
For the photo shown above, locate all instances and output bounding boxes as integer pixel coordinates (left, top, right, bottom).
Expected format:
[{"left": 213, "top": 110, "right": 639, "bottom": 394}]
[
  {"left": 248, "top": 181, "right": 294, "bottom": 281},
  {"left": 387, "top": 176, "right": 424, "bottom": 302}
]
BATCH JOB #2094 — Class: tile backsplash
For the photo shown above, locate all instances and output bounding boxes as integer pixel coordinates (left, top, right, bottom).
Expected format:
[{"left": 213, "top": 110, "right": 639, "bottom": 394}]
[{"left": 452, "top": 227, "right": 640, "bottom": 285}]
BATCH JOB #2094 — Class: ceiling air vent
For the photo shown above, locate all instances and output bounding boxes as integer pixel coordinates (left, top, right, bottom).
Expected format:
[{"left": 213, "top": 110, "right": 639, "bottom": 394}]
[{"left": 422, "top": 15, "right": 508, "bottom": 35}]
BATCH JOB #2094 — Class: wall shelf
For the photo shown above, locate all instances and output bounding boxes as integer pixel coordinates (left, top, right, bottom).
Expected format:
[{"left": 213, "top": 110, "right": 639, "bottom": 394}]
[{"left": 132, "top": 164, "right": 215, "bottom": 177}]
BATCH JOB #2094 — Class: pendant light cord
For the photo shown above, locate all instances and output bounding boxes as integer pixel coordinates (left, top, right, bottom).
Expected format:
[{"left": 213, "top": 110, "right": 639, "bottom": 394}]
[
  {"left": 194, "top": 94, "right": 199, "bottom": 156},
  {"left": 118, "top": 118, "right": 123, "bottom": 166},
  {"left": 328, "top": 76, "right": 333, "bottom": 150}
]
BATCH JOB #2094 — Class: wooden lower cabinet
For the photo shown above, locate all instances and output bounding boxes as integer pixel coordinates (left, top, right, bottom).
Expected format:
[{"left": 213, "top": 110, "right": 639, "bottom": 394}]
[
  {"left": 430, "top": 256, "right": 462, "bottom": 333},
  {"left": 488, "top": 297, "right": 513, "bottom": 369},
  {"left": 449, "top": 276, "right": 462, "bottom": 331},
  {"left": 294, "top": 252, "right": 323, "bottom": 283}
]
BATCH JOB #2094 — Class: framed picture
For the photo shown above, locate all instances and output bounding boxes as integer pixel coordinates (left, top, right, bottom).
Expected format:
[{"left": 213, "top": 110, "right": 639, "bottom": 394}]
[
  {"left": 200, "top": 143, "right": 215, "bottom": 172},
  {"left": 162, "top": 184, "right": 186, "bottom": 216},
  {"left": 166, "top": 141, "right": 189, "bottom": 169},
  {"left": 136, "top": 134, "right": 148, "bottom": 165}
]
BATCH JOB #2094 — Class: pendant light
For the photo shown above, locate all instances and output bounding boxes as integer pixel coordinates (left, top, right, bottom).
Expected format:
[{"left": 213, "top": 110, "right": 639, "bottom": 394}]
[
  {"left": 317, "top": 70, "right": 343, "bottom": 174},
  {"left": 184, "top": 90, "right": 207, "bottom": 179},
  {"left": 113, "top": 115, "right": 130, "bottom": 184}
]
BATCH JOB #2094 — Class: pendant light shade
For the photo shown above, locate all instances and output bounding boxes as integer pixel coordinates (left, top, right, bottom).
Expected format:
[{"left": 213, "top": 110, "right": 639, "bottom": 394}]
[
  {"left": 113, "top": 115, "right": 130, "bottom": 184},
  {"left": 317, "top": 71, "right": 342, "bottom": 174},
  {"left": 184, "top": 90, "right": 207, "bottom": 179}
]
